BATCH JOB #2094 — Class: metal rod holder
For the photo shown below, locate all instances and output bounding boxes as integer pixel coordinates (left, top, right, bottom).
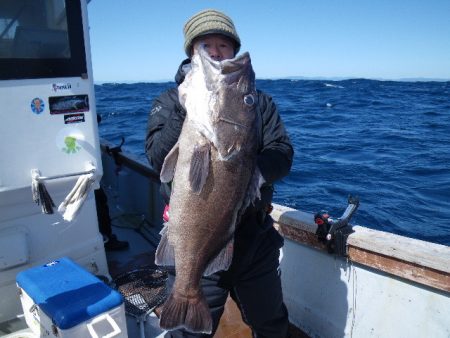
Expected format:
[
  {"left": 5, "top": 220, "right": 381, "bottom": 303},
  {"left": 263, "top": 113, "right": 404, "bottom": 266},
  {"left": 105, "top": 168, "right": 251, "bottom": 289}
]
[
  {"left": 34, "top": 168, "right": 96, "bottom": 182},
  {"left": 31, "top": 162, "right": 96, "bottom": 182}
]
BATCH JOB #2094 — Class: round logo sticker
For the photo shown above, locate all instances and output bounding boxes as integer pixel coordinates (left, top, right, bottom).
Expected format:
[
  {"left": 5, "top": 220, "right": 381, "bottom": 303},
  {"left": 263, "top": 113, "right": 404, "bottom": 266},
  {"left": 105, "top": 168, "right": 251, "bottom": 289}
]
[{"left": 31, "top": 98, "right": 45, "bottom": 114}]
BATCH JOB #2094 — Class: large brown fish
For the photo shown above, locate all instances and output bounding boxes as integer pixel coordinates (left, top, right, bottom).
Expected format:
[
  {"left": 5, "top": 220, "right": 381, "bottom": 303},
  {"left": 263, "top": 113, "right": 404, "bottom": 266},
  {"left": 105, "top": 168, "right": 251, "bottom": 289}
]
[{"left": 155, "top": 49, "right": 261, "bottom": 333}]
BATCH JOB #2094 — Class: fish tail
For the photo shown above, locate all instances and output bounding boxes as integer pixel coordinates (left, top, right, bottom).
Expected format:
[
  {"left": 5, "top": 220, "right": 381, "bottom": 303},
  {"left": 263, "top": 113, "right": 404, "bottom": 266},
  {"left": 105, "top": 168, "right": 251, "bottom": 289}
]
[{"left": 159, "top": 291, "right": 212, "bottom": 334}]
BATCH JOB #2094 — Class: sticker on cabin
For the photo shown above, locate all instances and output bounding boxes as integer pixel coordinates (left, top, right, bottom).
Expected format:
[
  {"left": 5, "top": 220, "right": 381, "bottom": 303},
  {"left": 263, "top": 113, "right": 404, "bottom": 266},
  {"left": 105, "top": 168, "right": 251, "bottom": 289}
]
[
  {"left": 64, "top": 113, "right": 85, "bottom": 124},
  {"left": 62, "top": 136, "right": 81, "bottom": 154},
  {"left": 56, "top": 127, "right": 84, "bottom": 154},
  {"left": 49, "top": 95, "right": 89, "bottom": 115},
  {"left": 52, "top": 83, "right": 72, "bottom": 92},
  {"left": 30, "top": 97, "right": 45, "bottom": 114}
]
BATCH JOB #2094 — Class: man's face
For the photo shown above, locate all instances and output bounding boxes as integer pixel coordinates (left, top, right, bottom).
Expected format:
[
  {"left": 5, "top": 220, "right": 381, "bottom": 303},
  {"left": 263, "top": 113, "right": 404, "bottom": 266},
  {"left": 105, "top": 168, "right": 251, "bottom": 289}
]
[{"left": 192, "top": 34, "right": 235, "bottom": 61}]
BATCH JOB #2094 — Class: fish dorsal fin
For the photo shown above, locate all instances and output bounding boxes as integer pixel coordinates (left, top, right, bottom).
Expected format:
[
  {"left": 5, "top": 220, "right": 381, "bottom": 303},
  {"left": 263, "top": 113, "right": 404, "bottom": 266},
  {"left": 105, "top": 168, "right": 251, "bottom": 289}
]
[
  {"left": 160, "top": 142, "right": 180, "bottom": 183},
  {"left": 189, "top": 143, "right": 210, "bottom": 194}
]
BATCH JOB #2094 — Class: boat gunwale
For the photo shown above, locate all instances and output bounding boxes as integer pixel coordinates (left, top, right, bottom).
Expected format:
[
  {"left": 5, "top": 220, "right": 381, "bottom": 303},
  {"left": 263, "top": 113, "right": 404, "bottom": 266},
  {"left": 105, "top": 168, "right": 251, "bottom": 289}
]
[
  {"left": 100, "top": 140, "right": 159, "bottom": 182},
  {"left": 271, "top": 204, "right": 450, "bottom": 293}
]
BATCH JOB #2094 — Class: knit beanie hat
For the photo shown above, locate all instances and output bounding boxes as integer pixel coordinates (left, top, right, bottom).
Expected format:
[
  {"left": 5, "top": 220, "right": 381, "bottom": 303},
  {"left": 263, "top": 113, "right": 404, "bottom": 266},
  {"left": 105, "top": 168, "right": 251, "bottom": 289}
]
[{"left": 183, "top": 9, "right": 241, "bottom": 57}]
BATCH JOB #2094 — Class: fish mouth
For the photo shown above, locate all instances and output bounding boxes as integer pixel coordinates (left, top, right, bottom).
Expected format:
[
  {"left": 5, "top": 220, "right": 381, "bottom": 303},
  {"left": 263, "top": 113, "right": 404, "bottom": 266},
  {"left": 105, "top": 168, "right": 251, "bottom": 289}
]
[
  {"left": 220, "top": 53, "right": 251, "bottom": 74},
  {"left": 193, "top": 48, "right": 255, "bottom": 102},
  {"left": 197, "top": 48, "right": 252, "bottom": 78}
]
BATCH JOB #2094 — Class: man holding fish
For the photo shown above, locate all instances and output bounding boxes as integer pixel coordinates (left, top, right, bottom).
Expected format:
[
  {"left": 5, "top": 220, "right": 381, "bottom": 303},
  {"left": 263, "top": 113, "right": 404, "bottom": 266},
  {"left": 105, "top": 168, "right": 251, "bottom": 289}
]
[{"left": 146, "top": 9, "right": 293, "bottom": 338}]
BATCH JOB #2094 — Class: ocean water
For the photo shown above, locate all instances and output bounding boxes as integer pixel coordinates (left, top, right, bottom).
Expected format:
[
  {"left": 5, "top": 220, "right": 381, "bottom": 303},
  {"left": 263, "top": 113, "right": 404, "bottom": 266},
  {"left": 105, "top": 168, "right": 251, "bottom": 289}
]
[{"left": 95, "top": 79, "right": 450, "bottom": 246}]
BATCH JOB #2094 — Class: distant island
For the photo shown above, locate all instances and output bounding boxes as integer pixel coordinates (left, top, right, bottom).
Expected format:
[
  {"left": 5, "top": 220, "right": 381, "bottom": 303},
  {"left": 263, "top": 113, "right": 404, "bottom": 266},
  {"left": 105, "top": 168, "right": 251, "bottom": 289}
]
[{"left": 266, "top": 76, "right": 450, "bottom": 82}]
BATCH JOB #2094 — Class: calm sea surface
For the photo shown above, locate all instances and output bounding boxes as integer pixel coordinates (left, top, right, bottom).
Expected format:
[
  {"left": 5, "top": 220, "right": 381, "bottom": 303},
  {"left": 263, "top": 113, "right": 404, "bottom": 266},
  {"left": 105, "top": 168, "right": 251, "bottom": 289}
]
[{"left": 95, "top": 79, "right": 450, "bottom": 246}]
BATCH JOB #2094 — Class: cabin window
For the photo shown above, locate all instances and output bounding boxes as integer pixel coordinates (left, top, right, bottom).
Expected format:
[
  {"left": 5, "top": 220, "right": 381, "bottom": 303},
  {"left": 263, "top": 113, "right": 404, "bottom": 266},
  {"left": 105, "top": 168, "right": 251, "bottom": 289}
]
[{"left": 0, "top": 0, "right": 87, "bottom": 79}]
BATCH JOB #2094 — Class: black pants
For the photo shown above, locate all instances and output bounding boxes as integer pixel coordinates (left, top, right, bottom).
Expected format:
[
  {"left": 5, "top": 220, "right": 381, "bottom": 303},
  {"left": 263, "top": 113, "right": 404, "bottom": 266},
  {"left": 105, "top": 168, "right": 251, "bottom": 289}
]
[{"left": 163, "top": 217, "right": 289, "bottom": 338}]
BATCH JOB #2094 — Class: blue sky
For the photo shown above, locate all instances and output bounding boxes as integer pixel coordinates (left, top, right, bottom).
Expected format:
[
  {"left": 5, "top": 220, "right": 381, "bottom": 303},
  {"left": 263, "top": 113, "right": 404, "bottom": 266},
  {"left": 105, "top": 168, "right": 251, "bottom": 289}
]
[{"left": 87, "top": 0, "right": 450, "bottom": 83}]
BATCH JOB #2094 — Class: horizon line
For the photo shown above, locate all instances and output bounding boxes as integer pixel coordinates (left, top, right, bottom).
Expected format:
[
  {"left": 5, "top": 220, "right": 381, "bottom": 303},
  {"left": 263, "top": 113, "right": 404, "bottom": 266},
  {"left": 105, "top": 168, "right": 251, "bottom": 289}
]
[{"left": 93, "top": 76, "right": 450, "bottom": 85}]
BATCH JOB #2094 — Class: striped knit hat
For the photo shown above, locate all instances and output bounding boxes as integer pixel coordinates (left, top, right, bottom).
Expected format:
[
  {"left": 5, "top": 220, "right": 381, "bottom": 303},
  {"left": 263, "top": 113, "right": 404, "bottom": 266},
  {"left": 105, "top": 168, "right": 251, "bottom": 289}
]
[{"left": 183, "top": 9, "right": 241, "bottom": 57}]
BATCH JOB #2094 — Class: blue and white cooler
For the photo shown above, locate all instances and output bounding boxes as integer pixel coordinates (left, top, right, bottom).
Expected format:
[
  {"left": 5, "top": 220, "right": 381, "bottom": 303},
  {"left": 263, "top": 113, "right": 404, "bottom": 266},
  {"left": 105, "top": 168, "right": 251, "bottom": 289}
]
[{"left": 16, "top": 257, "right": 127, "bottom": 338}]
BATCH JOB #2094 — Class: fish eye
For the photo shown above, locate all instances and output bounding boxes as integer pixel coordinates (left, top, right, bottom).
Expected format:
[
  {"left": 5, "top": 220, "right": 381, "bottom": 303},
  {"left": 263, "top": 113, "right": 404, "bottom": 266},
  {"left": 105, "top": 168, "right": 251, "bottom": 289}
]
[{"left": 244, "top": 94, "right": 255, "bottom": 106}]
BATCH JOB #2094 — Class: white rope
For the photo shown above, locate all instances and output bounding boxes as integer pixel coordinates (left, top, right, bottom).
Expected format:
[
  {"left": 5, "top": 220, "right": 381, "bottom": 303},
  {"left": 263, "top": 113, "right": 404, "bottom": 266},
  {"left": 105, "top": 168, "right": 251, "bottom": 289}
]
[{"left": 58, "top": 162, "right": 97, "bottom": 222}]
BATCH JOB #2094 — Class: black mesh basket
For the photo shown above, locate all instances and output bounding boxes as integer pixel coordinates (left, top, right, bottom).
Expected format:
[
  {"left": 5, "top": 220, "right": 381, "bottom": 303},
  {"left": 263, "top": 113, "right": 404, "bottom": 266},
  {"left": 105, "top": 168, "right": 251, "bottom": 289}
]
[{"left": 113, "top": 268, "right": 168, "bottom": 319}]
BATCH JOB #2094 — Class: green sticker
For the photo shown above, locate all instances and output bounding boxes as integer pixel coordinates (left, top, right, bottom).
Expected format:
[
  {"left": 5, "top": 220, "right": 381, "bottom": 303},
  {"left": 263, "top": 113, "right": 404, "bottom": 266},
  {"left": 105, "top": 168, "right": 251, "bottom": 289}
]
[{"left": 62, "top": 136, "right": 81, "bottom": 154}]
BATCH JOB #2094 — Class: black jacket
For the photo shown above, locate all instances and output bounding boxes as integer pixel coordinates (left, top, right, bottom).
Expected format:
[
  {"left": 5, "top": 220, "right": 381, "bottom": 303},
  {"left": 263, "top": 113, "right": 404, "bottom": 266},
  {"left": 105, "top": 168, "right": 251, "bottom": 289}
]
[{"left": 145, "top": 59, "right": 294, "bottom": 219}]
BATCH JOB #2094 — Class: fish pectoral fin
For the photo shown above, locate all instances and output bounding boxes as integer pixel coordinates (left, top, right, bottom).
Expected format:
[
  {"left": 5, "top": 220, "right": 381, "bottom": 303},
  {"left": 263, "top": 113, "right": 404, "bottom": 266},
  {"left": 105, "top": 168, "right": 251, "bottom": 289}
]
[
  {"left": 203, "top": 238, "right": 234, "bottom": 276},
  {"left": 189, "top": 143, "right": 210, "bottom": 194},
  {"left": 155, "top": 224, "right": 175, "bottom": 266},
  {"left": 160, "top": 142, "right": 180, "bottom": 183}
]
